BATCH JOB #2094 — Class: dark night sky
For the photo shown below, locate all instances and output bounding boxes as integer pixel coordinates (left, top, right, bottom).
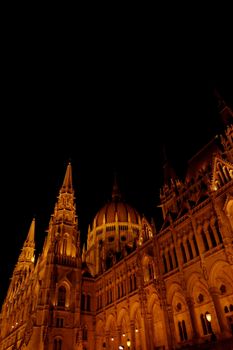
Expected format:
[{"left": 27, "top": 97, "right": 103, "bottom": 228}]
[{"left": 0, "top": 14, "right": 232, "bottom": 306}]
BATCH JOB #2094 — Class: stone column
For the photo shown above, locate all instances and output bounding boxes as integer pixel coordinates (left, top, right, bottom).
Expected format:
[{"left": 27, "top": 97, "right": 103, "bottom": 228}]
[
  {"left": 166, "top": 305, "right": 177, "bottom": 349},
  {"left": 209, "top": 286, "right": 231, "bottom": 338},
  {"left": 105, "top": 331, "right": 110, "bottom": 350},
  {"left": 117, "top": 326, "right": 122, "bottom": 348},
  {"left": 146, "top": 313, "right": 155, "bottom": 350},
  {"left": 130, "top": 320, "right": 136, "bottom": 350},
  {"left": 186, "top": 297, "right": 200, "bottom": 340}
]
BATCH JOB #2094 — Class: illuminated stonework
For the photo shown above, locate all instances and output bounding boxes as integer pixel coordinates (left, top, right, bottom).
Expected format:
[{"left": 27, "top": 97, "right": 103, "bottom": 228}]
[{"left": 0, "top": 108, "right": 233, "bottom": 349}]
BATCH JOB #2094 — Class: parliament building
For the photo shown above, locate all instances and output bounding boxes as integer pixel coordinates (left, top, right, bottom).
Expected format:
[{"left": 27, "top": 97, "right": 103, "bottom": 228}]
[{"left": 1, "top": 99, "right": 233, "bottom": 350}]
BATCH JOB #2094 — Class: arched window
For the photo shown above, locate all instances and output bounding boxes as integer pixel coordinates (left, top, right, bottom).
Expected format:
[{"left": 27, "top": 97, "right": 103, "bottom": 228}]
[
  {"left": 224, "top": 306, "right": 229, "bottom": 313},
  {"left": 214, "top": 221, "right": 223, "bottom": 243},
  {"left": 182, "top": 320, "right": 188, "bottom": 340},
  {"left": 208, "top": 226, "right": 217, "bottom": 248},
  {"left": 53, "top": 338, "right": 62, "bottom": 350},
  {"left": 197, "top": 293, "right": 204, "bottom": 303},
  {"left": 200, "top": 313, "right": 212, "bottom": 335},
  {"left": 117, "top": 282, "right": 121, "bottom": 298},
  {"left": 83, "top": 326, "right": 88, "bottom": 340},
  {"left": 148, "top": 262, "right": 154, "bottom": 279},
  {"left": 168, "top": 251, "right": 173, "bottom": 270},
  {"left": 178, "top": 321, "right": 183, "bottom": 341},
  {"left": 58, "top": 286, "right": 66, "bottom": 307},
  {"left": 187, "top": 239, "right": 193, "bottom": 260},
  {"left": 81, "top": 293, "right": 85, "bottom": 311},
  {"left": 133, "top": 273, "right": 137, "bottom": 290},
  {"left": 201, "top": 231, "right": 209, "bottom": 251},
  {"left": 178, "top": 320, "right": 188, "bottom": 341},
  {"left": 206, "top": 312, "right": 213, "bottom": 334},
  {"left": 62, "top": 239, "right": 67, "bottom": 255},
  {"left": 173, "top": 247, "right": 178, "bottom": 267},
  {"left": 86, "top": 294, "right": 91, "bottom": 311},
  {"left": 220, "top": 284, "right": 226, "bottom": 294},
  {"left": 180, "top": 243, "right": 187, "bottom": 263},
  {"left": 162, "top": 254, "right": 168, "bottom": 273},
  {"left": 192, "top": 235, "right": 199, "bottom": 256},
  {"left": 109, "top": 288, "right": 112, "bottom": 304},
  {"left": 200, "top": 314, "right": 207, "bottom": 335}
]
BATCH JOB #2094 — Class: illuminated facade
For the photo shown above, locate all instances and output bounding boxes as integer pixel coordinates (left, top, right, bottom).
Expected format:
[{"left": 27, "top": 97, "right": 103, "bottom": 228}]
[{"left": 1, "top": 102, "right": 233, "bottom": 350}]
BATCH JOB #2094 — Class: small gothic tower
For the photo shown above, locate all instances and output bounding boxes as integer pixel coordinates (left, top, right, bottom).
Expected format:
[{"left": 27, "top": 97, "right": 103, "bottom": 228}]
[{"left": 0, "top": 219, "right": 36, "bottom": 343}]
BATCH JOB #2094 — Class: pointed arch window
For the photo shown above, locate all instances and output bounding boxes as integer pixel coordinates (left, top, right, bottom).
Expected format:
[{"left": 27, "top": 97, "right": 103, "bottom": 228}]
[
  {"left": 178, "top": 321, "right": 183, "bottom": 341},
  {"left": 192, "top": 235, "right": 199, "bottom": 256},
  {"left": 62, "top": 239, "right": 67, "bottom": 255},
  {"left": 58, "top": 286, "right": 66, "bottom": 307},
  {"left": 162, "top": 253, "right": 168, "bottom": 273},
  {"left": 178, "top": 320, "right": 188, "bottom": 341},
  {"left": 201, "top": 231, "right": 209, "bottom": 251},
  {"left": 208, "top": 226, "right": 217, "bottom": 248},
  {"left": 200, "top": 314, "right": 207, "bottom": 335},
  {"left": 168, "top": 251, "right": 173, "bottom": 270},
  {"left": 214, "top": 221, "right": 223, "bottom": 243},
  {"left": 109, "top": 288, "right": 112, "bottom": 304},
  {"left": 133, "top": 273, "right": 137, "bottom": 290},
  {"left": 180, "top": 243, "right": 187, "bottom": 263},
  {"left": 182, "top": 320, "right": 188, "bottom": 340},
  {"left": 220, "top": 284, "right": 226, "bottom": 294},
  {"left": 118, "top": 282, "right": 121, "bottom": 298},
  {"left": 86, "top": 294, "right": 91, "bottom": 311},
  {"left": 173, "top": 247, "right": 178, "bottom": 267},
  {"left": 224, "top": 306, "right": 229, "bottom": 313},
  {"left": 148, "top": 261, "right": 154, "bottom": 279},
  {"left": 81, "top": 293, "right": 85, "bottom": 311},
  {"left": 187, "top": 239, "right": 193, "bottom": 260},
  {"left": 200, "top": 313, "right": 212, "bottom": 335},
  {"left": 53, "top": 338, "right": 62, "bottom": 350},
  {"left": 83, "top": 326, "right": 88, "bottom": 340}
]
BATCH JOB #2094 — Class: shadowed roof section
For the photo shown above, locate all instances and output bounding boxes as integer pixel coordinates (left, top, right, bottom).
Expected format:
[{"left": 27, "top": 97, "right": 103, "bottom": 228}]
[{"left": 185, "top": 137, "right": 221, "bottom": 183}]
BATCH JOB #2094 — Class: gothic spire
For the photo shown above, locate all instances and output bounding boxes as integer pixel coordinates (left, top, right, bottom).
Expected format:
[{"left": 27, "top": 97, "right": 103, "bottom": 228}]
[
  {"left": 112, "top": 172, "right": 121, "bottom": 200},
  {"left": 17, "top": 218, "right": 35, "bottom": 266},
  {"left": 42, "top": 162, "right": 80, "bottom": 260},
  {"left": 162, "top": 145, "right": 176, "bottom": 186},
  {"left": 61, "top": 162, "right": 73, "bottom": 194},
  {"left": 214, "top": 89, "right": 233, "bottom": 126}
]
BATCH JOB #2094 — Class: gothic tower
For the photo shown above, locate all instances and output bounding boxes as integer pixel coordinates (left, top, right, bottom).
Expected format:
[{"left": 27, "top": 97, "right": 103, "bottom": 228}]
[{"left": 0, "top": 163, "right": 82, "bottom": 350}]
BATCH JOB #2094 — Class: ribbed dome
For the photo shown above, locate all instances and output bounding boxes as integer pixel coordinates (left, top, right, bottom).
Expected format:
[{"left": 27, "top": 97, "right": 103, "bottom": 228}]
[
  {"left": 92, "top": 174, "right": 141, "bottom": 228},
  {"left": 85, "top": 177, "right": 152, "bottom": 276},
  {"left": 94, "top": 200, "right": 140, "bottom": 227}
]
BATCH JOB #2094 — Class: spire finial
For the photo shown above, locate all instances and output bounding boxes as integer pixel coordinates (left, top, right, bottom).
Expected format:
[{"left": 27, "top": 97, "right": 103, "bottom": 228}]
[
  {"left": 214, "top": 88, "right": 233, "bottom": 126},
  {"left": 17, "top": 218, "right": 36, "bottom": 265},
  {"left": 112, "top": 172, "right": 121, "bottom": 200},
  {"left": 61, "top": 162, "right": 73, "bottom": 194},
  {"left": 161, "top": 144, "right": 176, "bottom": 186}
]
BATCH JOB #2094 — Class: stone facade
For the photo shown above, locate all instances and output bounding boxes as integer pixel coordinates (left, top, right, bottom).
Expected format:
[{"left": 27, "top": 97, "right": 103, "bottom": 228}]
[{"left": 1, "top": 110, "right": 233, "bottom": 349}]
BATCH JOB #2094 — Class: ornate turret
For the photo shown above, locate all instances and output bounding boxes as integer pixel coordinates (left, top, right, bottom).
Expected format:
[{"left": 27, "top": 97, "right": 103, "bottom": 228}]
[
  {"left": 42, "top": 162, "right": 80, "bottom": 262},
  {"left": 16, "top": 218, "right": 35, "bottom": 269}
]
